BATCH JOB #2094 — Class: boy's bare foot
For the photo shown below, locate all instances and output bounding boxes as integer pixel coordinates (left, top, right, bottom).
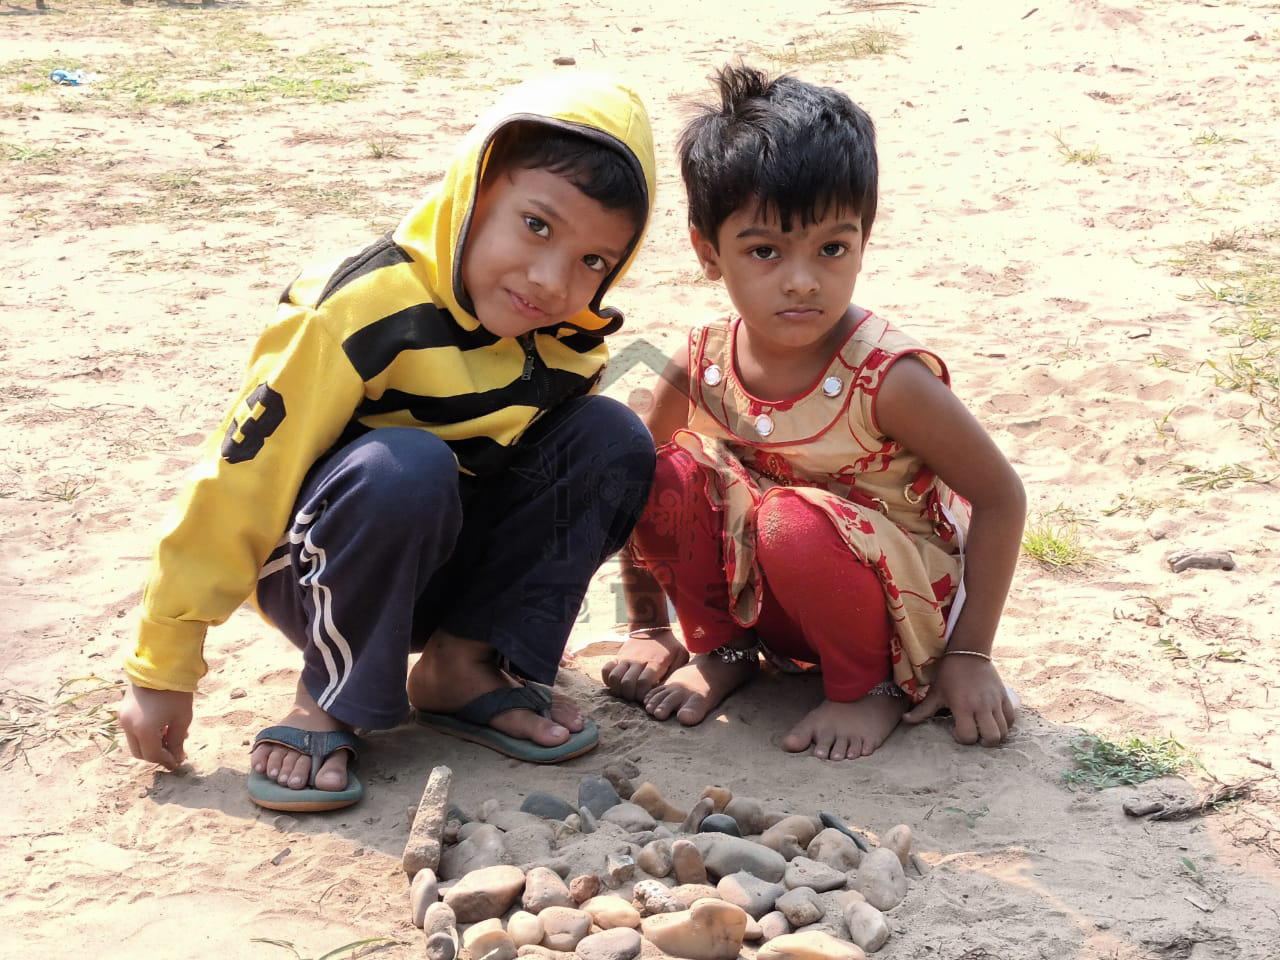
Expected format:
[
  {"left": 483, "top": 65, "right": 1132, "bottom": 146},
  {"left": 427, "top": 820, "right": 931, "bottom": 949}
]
[
  {"left": 642, "top": 652, "right": 757, "bottom": 725},
  {"left": 250, "top": 679, "right": 352, "bottom": 791},
  {"left": 408, "top": 630, "right": 584, "bottom": 748},
  {"left": 601, "top": 627, "right": 689, "bottom": 702},
  {"left": 781, "top": 695, "right": 908, "bottom": 760}
]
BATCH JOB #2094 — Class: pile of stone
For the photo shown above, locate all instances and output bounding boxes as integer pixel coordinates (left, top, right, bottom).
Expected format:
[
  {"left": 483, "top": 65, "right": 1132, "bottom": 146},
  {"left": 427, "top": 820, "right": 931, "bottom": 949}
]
[{"left": 401, "top": 761, "right": 925, "bottom": 960}]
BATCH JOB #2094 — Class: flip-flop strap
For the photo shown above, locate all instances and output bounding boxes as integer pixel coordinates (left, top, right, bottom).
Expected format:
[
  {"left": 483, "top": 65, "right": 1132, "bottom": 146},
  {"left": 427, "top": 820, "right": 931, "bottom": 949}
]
[
  {"left": 253, "top": 726, "right": 360, "bottom": 789},
  {"left": 453, "top": 683, "right": 553, "bottom": 726}
]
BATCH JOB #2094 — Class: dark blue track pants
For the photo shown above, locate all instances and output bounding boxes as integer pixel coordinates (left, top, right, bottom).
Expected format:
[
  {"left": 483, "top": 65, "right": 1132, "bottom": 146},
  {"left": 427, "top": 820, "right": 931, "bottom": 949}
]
[{"left": 254, "top": 395, "right": 656, "bottom": 730}]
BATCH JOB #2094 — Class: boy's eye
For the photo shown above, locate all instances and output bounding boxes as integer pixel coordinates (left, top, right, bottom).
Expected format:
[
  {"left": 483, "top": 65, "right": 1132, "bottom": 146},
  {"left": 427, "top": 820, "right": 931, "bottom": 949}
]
[
  {"left": 820, "top": 242, "right": 848, "bottom": 257},
  {"left": 524, "top": 215, "right": 550, "bottom": 238},
  {"left": 582, "top": 253, "right": 610, "bottom": 273},
  {"left": 748, "top": 246, "right": 778, "bottom": 261}
]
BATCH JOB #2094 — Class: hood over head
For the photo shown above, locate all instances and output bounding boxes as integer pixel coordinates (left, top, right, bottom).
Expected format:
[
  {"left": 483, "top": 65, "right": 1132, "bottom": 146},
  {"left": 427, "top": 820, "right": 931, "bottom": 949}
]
[{"left": 392, "top": 72, "right": 656, "bottom": 337}]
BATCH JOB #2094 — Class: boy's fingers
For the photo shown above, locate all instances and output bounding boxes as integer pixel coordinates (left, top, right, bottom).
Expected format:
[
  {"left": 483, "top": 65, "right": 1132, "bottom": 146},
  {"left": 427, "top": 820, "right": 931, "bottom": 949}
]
[
  {"left": 123, "top": 726, "right": 143, "bottom": 761},
  {"left": 949, "top": 709, "right": 980, "bottom": 745},
  {"left": 901, "top": 690, "right": 940, "bottom": 724}
]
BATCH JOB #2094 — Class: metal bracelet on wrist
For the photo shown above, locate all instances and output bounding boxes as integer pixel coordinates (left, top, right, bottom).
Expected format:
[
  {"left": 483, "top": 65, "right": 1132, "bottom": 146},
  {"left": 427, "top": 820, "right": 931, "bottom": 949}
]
[{"left": 867, "top": 679, "right": 905, "bottom": 698}]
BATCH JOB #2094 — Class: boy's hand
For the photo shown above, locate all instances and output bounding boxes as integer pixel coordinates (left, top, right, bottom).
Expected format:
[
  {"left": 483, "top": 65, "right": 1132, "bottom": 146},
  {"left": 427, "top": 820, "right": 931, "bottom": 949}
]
[
  {"left": 901, "top": 655, "right": 1014, "bottom": 747},
  {"left": 118, "top": 683, "right": 193, "bottom": 770}
]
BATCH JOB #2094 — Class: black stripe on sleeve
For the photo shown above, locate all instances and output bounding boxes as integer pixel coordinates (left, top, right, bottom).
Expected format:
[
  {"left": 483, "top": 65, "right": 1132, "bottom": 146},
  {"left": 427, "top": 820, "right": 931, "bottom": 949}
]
[{"left": 342, "top": 305, "right": 501, "bottom": 382}]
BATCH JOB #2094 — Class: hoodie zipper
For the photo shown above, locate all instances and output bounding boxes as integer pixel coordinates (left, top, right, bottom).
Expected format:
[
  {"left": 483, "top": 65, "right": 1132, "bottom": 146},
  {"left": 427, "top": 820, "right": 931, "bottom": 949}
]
[
  {"left": 519, "top": 333, "right": 547, "bottom": 404},
  {"left": 520, "top": 333, "right": 536, "bottom": 381}
]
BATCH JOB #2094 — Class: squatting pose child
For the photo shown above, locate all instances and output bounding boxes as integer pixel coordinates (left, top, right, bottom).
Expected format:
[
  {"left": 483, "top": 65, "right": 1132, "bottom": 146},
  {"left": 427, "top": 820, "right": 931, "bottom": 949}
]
[
  {"left": 119, "top": 73, "right": 658, "bottom": 811},
  {"left": 602, "top": 65, "right": 1025, "bottom": 760}
]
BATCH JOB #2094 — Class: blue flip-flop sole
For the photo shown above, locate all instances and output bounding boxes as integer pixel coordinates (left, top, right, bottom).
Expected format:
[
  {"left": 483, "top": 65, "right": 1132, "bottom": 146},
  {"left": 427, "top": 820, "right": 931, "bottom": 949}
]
[
  {"left": 247, "top": 771, "right": 364, "bottom": 812},
  {"left": 416, "top": 711, "right": 599, "bottom": 764}
]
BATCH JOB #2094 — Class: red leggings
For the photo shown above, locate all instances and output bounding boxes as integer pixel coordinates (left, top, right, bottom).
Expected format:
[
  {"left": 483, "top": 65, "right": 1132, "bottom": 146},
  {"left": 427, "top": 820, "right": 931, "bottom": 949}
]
[{"left": 632, "top": 447, "right": 893, "bottom": 701}]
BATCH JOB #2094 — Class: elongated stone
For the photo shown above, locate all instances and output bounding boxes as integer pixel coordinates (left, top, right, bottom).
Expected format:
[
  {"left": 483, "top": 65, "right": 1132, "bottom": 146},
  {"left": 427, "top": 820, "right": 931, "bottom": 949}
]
[
  {"left": 640, "top": 898, "right": 748, "bottom": 960},
  {"left": 410, "top": 868, "right": 439, "bottom": 928},
  {"left": 672, "top": 838, "right": 708, "bottom": 885},
  {"left": 403, "top": 765, "right": 452, "bottom": 878},
  {"left": 844, "top": 899, "right": 890, "bottom": 952}
]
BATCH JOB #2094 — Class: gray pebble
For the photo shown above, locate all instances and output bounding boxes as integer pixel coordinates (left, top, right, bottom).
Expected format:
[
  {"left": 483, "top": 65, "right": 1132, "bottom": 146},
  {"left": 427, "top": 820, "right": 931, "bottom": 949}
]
[
  {"left": 578, "top": 776, "right": 622, "bottom": 818},
  {"left": 575, "top": 926, "right": 643, "bottom": 960},
  {"left": 698, "top": 813, "right": 741, "bottom": 837},
  {"left": 521, "top": 792, "right": 578, "bottom": 821},
  {"left": 775, "top": 887, "right": 822, "bottom": 927},
  {"left": 717, "top": 870, "right": 786, "bottom": 919}
]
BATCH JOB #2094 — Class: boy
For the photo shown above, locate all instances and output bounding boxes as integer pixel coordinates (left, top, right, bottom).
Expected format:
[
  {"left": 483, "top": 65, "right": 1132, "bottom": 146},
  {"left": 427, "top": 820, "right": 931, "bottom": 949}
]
[
  {"left": 119, "top": 73, "right": 659, "bottom": 811},
  {"left": 602, "top": 65, "right": 1023, "bottom": 759}
]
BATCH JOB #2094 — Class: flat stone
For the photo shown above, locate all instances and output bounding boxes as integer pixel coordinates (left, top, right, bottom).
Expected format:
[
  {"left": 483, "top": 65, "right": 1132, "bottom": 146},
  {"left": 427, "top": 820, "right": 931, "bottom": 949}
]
[
  {"left": 784, "top": 857, "right": 847, "bottom": 892},
  {"left": 640, "top": 898, "right": 749, "bottom": 960},
  {"left": 717, "top": 870, "right": 785, "bottom": 919},
  {"left": 756, "top": 931, "right": 867, "bottom": 960},
  {"left": 600, "top": 802, "right": 656, "bottom": 833},
  {"left": 671, "top": 837, "right": 708, "bottom": 885},
  {"left": 439, "top": 822, "right": 507, "bottom": 880},
  {"left": 775, "top": 887, "right": 822, "bottom": 927},
  {"left": 629, "top": 781, "right": 685, "bottom": 822},
  {"left": 578, "top": 776, "right": 622, "bottom": 818},
  {"left": 760, "top": 816, "right": 820, "bottom": 856},
  {"left": 443, "top": 864, "right": 526, "bottom": 923},
  {"left": 575, "top": 926, "right": 643, "bottom": 960},
  {"left": 403, "top": 765, "right": 453, "bottom": 878},
  {"left": 681, "top": 796, "right": 715, "bottom": 833},
  {"left": 521, "top": 792, "right": 577, "bottom": 821},
  {"left": 691, "top": 832, "right": 787, "bottom": 882},
  {"left": 854, "top": 848, "right": 908, "bottom": 911},
  {"left": 524, "top": 865, "right": 576, "bottom": 913},
  {"left": 581, "top": 894, "right": 642, "bottom": 929},
  {"left": 807, "top": 829, "right": 863, "bottom": 872},
  {"left": 539, "top": 905, "right": 593, "bottom": 951}
]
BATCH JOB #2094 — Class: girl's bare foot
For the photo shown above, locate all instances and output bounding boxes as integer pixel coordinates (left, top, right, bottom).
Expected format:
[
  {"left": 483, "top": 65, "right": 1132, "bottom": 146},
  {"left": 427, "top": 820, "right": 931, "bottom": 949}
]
[
  {"left": 642, "top": 652, "right": 758, "bottom": 725},
  {"left": 250, "top": 679, "right": 351, "bottom": 791},
  {"left": 408, "top": 630, "right": 583, "bottom": 749},
  {"left": 782, "top": 695, "right": 907, "bottom": 760},
  {"left": 601, "top": 627, "right": 690, "bottom": 702}
]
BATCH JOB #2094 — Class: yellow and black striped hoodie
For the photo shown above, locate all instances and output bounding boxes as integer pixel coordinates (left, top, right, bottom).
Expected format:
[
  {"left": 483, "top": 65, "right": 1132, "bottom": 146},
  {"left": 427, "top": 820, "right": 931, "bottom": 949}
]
[{"left": 126, "top": 73, "right": 656, "bottom": 692}]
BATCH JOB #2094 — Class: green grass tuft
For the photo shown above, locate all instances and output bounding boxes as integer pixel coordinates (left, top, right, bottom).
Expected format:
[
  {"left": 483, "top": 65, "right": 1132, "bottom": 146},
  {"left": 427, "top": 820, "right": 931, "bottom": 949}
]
[{"left": 1062, "top": 733, "right": 1194, "bottom": 791}]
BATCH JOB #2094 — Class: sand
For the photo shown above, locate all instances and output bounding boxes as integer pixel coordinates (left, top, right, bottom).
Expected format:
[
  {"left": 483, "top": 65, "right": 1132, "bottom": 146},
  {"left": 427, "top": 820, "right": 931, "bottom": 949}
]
[{"left": 2, "top": 0, "right": 1278, "bottom": 957}]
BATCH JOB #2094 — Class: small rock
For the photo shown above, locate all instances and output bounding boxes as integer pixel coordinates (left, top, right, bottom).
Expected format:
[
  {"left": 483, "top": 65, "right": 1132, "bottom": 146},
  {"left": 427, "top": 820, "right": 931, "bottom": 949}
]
[
  {"left": 722, "top": 796, "right": 765, "bottom": 835},
  {"left": 672, "top": 837, "right": 708, "bottom": 885},
  {"left": 854, "top": 848, "right": 908, "bottom": 911},
  {"left": 575, "top": 926, "right": 643, "bottom": 960},
  {"left": 879, "top": 824, "right": 912, "bottom": 868},
  {"left": 756, "top": 930, "right": 866, "bottom": 960},
  {"left": 807, "top": 829, "right": 863, "bottom": 872},
  {"left": 717, "top": 871, "right": 786, "bottom": 919},
  {"left": 604, "top": 759, "right": 641, "bottom": 782},
  {"left": 784, "top": 857, "right": 847, "bottom": 892},
  {"left": 600, "top": 802, "right": 656, "bottom": 833},
  {"left": 520, "top": 792, "right": 578, "bottom": 821},
  {"left": 698, "top": 813, "right": 741, "bottom": 837},
  {"left": 569, "top": 874, "right": 600, "bottom": 904},
  {"left": 539, "top": 905, "right": 593, "bottom": 951},
  {"left": 681, "top": 796, "right": 715, "bottom": 833},
  {"left": 403, "top": 765, "right": 453, "bottom": 878},
  {"left": 632, "top": 878, "right": 685, "bottom": 916},
  {"left": 410, "top": 868, "right": 440, "bottom": 927},
  {"left": 605, "top": 852, "right": 636, "bottom": 888},
  {"left": 691, "top": 831, "right": 787, "bottom": 882},
  {"left": 637, "top": 838, "right": 673, "bottom": 878},
  {"left": 582, "top": 894, "right": 642, "bottom": 929},
  {"left": 630, "top": 781, "right": 685, "bottom": 822},
  {"left": 425, "top": 930, "right": 458, "bottom": 960},
  {"left": 507, "top": 910, "right": 544, "bottom": 948},
  {"left": 843, "top": 899, "right": 890, "bottom": 952},
  {"left": 758, "top": 910, "right": 791, "bottom": 942},
  {"left": 776, "top": 887, "right": 823, "bottom": 927},
  {"left": 553, "top": 56, "right": 577, "bottom": 66},
  {"left": 641, "top": 898, "right": 749, "bottom": 960},
  {"left": 478, "top": 798, "right": 502, "bottom": 822},
  {"left": 462, "top": 918, "right": 503, "bottom": 949},
  {"left": 468, "top": 928, "right": 518, "bottom": 960},
  {"left": 700, "top": 785, "right": 732, "bottom": 812},
  {"left": 578, "top": 776, "right": 622, "bottom": 818},
  {"left": 761, "top": 816, "right": 820, "bottom": 856},
  {"left": 818, "top": 813, "right": 869, "bottom": 851},
  {"left": 670, "top": 883, "right": 719, "bottom": 908},
  {"left": 423, "top": 901, "right": 457, "bottom": 937},
  {"left": 229, "top": 687, "right": 247, "bottom": 699},
  {"left": 577, "top": 806, "right": 598, "bottom": 834},
  {"left": 524, "top": 865, "right": 576, "bottom": 913},
  {"left": 1168, "top": 549, "right": 1235, "bottom": 572},
  {"left": 443, "top": 864, "right": 526, "bottom": 923},
  {"left": 440, "top": 822, "right": 507, "bottom": 880}
]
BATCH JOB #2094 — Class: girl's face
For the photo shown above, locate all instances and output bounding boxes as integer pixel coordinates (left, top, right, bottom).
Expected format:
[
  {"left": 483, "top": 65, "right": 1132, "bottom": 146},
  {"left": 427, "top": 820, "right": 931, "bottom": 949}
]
[{"left": 691, "top": 204, "right": 869, "bottom": 357}]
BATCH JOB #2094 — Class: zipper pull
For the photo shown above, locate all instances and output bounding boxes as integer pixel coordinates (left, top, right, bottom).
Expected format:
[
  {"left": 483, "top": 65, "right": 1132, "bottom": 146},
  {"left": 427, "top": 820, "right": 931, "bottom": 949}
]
[{"left": 520, "top": 334, "right": 535, "bottom": 381}]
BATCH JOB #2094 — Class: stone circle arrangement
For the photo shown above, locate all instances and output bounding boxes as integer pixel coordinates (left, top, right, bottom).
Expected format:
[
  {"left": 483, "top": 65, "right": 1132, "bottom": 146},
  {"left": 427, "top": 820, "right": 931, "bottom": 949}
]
[{"left": 401, "top": 760, "right": 927, "bottom": 960}]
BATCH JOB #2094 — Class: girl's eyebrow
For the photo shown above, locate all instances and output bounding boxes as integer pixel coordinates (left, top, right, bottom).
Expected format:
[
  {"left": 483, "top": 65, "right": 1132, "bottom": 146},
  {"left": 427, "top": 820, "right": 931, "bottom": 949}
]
[{"left": 529, "top": 197, "right": 626, "bottom": 261}]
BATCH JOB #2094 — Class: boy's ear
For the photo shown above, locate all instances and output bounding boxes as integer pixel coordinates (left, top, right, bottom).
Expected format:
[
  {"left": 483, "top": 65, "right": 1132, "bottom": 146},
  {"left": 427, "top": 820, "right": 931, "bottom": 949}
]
[
  {"left": 861, "top": 225, "right": 873, "bottom": 253},
  {"left": 689, "top": 227, "right": 723, "bottom": 282}
]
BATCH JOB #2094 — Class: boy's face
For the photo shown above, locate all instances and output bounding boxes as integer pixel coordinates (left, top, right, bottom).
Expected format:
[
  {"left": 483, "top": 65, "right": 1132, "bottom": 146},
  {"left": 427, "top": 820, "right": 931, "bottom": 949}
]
[
  {"left": 461, "top": 165, "right": 637, "bottom": 338},
  {"left": 692, "top": 205, "right": 869, "bottom": 353}
]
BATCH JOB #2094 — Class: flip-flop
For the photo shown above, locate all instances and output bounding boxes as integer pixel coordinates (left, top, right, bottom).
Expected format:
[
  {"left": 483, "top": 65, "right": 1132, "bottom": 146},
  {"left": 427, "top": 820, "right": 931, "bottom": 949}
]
[
  {"left": 248, "top": 725, "right": 364, "bottom": 812},
  {"left": 415, "top": 682, "right": 599, "bottom": 764}
]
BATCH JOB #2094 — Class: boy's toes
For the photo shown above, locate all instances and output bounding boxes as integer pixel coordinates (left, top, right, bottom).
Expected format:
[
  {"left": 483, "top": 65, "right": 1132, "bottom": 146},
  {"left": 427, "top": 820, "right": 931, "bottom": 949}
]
[
  {"left": 547, "top": 691, "right": 585, "bottom": 732},
  {"left": 312, "top": 753, "right": 349, "bottom": 791}
]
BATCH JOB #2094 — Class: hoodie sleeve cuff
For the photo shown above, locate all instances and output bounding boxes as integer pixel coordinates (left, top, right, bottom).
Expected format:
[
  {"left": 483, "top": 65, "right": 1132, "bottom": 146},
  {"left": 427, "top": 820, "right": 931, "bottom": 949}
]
[{"left": 124, "top": 615, "right": 209, "bottom": 693}]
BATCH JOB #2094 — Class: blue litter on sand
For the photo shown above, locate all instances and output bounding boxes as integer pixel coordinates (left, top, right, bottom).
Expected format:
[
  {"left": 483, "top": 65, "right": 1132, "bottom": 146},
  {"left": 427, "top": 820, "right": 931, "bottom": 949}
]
[{"left": 49, "top": 69, "right": 86, "bottom": 86}]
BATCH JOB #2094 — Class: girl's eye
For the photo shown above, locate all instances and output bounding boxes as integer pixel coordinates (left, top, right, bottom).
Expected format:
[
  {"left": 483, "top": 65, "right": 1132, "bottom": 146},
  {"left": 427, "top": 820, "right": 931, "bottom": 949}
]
[
  {"left": 820, "top": 242, "right": 848, "bottom": 257},
  {"left": 583, "top": 253, "right": 610, "bottom": 273},
  {"left": 749, "top": 246, "right": 778, "bottom": 261},
  {"left": 525, "top": 215, "right": 550, "bottom": 238}
]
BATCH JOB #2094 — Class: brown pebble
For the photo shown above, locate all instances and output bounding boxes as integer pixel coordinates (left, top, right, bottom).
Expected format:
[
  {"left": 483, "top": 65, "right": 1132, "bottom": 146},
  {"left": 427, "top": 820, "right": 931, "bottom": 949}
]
[{"left": 570, "top": 873, "right": 601, "bottom": 904}]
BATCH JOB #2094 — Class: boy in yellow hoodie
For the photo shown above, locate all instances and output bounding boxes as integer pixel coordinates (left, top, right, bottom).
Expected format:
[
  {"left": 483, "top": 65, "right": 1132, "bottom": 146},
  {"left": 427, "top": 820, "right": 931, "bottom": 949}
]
[{"left": 118, "top": 73, "right": 658, "bottom": 811}]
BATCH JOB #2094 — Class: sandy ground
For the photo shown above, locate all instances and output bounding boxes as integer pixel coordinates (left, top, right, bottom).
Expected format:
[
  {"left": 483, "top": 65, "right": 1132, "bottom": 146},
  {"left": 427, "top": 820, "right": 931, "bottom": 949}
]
[{"left": 2, "top": 0, "right": 1279, "bottom": 958}]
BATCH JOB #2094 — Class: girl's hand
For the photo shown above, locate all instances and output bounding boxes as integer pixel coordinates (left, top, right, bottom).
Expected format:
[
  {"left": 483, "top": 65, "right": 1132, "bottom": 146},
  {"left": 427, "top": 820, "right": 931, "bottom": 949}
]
[{"left": 901, "top": 654, "right": 1015, "bottom": 746}]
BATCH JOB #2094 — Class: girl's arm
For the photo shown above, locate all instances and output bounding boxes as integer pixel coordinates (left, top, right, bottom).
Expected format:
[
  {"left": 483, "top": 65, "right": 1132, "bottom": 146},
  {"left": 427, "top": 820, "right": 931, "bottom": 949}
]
[
  {"left": 602, "top": 349, "right": 693, "bottom": 701},
  {"left": 874, "top": 355, "right": 1026, "bottom": 746}
]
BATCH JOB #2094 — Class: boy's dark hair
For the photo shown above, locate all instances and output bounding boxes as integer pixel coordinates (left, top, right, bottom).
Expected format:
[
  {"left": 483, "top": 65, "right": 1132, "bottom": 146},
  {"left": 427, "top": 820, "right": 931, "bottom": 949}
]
[
  {"left": 678, "top": 64, "right": 878, "bottom": 248},
  {"left": 484, "top": 121, "right": 648, "bottom": 234}
]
